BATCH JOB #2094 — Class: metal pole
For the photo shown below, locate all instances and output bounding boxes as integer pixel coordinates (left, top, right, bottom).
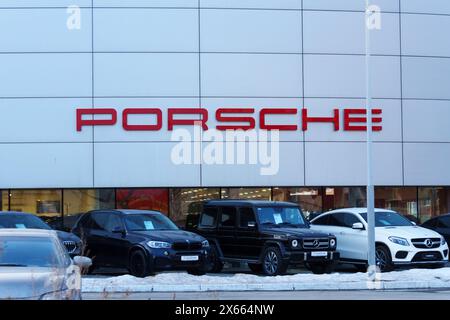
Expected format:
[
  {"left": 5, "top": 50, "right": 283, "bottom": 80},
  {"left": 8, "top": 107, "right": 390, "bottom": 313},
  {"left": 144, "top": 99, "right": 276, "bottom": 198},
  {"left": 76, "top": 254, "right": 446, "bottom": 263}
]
[{"left": 365, "top": 0, "right": 376, "bottom": 272}]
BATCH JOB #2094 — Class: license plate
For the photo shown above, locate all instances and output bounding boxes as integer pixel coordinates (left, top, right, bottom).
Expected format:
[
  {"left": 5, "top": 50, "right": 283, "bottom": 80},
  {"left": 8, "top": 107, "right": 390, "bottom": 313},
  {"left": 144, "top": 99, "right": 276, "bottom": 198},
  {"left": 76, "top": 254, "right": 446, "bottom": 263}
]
[
  {"left": 181, "top": 255, "right": 199, "bottom": 262},
  {"left": 311, "top": 251, "right": 328, "bottom": 257}
]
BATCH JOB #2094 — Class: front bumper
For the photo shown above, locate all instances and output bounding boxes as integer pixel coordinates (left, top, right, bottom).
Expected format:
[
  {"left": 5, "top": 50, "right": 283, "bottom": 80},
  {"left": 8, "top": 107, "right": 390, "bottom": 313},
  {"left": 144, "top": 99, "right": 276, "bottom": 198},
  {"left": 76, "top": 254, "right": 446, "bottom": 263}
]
[
  {"left": 286, "top": 251, "right": 340, "bottom": 265},
  {"left": 150, "top": 248, "right": 211, "bottom": 271},
  {"left": 391, "top": 244, "right": 449, "bottom": 266}
]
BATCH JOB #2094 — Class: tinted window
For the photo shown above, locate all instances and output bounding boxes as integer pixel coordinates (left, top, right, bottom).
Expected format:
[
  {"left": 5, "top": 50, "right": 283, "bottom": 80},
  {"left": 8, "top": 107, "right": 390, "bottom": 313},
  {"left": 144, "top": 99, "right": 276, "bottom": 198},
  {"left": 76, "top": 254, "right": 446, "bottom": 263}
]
[
  {"left": 256, "top": 206, "right": 306, "bottom": 227},
  {"left": 360, "top": 211, "right": 413, "bottom": 227},
  {"left": 328, "top": 213, "right": 346, "bottom": 227},
  {"left": 437, "top": 217, "right": 450, "bottom": 228},
  {"left": 91, "top": 213, "right": 109, "bottom": 231},
  {"left": 342, "top": 213, "right": 361, "bottom": 228},
  {"left": 312, "top": 215, "right": 329, "bottom": 225},
  {"left": 0, "top": 215, "right": 51, "bottom": 230},
  {"left": 220, "top": 207, "right": 237, "bottom": 228},
  {"left": 199, "top": 207, "right": 218, "bottom": 227},
  {"left": 104, "top": 214, "right": 123, "bottom": 232},
  {"left": 124, "top": 214, "right": 178, "bottom": 231},
  {"left": 0, "top": 236, "right": 65, "bottom": 268},
  {"left": 239, "top": 207, "right": 255, "bottom": 228}
]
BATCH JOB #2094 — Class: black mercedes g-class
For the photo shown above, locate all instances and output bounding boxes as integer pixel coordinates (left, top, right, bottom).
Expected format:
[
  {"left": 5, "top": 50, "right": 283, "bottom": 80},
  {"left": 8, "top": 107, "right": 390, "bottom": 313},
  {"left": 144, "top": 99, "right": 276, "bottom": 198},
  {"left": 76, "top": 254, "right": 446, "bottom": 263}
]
[{"left": 194, "top": 200, "right": 339, "bottom": 276}]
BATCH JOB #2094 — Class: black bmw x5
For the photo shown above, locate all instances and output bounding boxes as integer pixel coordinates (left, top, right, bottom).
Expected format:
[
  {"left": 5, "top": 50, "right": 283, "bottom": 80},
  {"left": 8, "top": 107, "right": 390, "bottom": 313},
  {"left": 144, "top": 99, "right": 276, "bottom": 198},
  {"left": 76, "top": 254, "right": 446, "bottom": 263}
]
[{"left": 72, "top": 209, "right": 211, "bottom": 277}]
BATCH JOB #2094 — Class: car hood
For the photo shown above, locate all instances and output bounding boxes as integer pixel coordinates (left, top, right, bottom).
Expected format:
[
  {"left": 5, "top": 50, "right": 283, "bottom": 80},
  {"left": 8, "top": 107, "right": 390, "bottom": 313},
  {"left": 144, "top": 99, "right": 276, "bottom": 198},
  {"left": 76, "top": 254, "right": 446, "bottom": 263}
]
[
  {"left": 128, "top": 230, "right": 205, "bottom": 243},
  {"left": 55, "top": 230, "right": 81, "bottom": 243},
  {"left": 263, "top": 227, "right": 332, "bottom": 238},
  {"left": 377, "top": 226, "right": 442, "bottom": 240},
  {"left": 0, "top": 267, "right": 67, "bottom": 299}
]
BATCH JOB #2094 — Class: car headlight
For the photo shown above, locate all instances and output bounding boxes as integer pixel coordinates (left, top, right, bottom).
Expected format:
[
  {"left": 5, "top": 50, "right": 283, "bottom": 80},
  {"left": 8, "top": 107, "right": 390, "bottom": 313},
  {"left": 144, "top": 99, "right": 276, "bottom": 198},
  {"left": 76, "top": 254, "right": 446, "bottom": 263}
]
[
  {"left": 442, "top": 237, "right": 447, "bottom": 246},
  {"left": 147, "top": 241, "right": 171, "bottom": 249},
  {"left": 202, "top": 240, "right": 210, "bottom": 248},
  {"left": 40, "top": 289, "right": 77, "bottom": 300},
  {"left": 388, "top": 236, "right": 410, "bottom": 246},
  {"left": 291, "top": 239, "right": 298, "bottom": 248},
  {"left": 330, "top": 238, "right": 336, "bottom": 248}
]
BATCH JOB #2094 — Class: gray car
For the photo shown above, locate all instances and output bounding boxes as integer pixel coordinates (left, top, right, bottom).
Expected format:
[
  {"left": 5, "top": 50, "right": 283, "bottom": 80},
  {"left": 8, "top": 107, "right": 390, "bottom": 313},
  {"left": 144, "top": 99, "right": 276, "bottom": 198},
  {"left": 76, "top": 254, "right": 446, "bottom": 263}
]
[{"left": 0, "top": 229, "right": 91, "bottom": 300}]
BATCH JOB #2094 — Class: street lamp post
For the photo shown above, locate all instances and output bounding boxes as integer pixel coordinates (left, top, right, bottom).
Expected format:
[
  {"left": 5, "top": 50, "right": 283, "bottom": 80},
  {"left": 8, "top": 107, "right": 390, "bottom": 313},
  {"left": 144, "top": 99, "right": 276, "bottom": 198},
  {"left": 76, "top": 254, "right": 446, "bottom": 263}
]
[{"left": 365, "top": 0, "right": 376, "bottom": 274}]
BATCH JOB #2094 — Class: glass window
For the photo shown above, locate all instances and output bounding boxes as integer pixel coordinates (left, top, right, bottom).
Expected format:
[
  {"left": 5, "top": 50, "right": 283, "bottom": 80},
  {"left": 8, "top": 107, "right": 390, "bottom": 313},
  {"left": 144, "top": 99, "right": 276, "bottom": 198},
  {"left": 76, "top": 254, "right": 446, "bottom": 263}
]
[
  {"left": 273, "top": 187, "right": 322, "bottom": 220},
  {"left": 124, "top": 214, "right": 178, "bottom": 231},
  {"left": 342, "top": 213, "right": 361, "bottom": 228},
  {"left": 323, "top": 187, "right": 366, "bottom": 212},
  {"left": 256, "top": 206, "right": 306, "bottom": 226},
  {"left": 9, "top": 190, "right": 62, "bottom": 229},
  {"left": 104, "top": 214, "right": 123, "bottom": 233},
  {"left": 221, "top": 188, "right": 271, "bottom": 200},
  {"left": 239, "top": 207, "right": 256, "bottom": 228},
  {"left": 375, "top": 187, "right": 418, "bottom": 221},
  {"left": 169, "top": 188, "right": 220, "bottom": 227},
  {"left": 116, "top": 188, "right": 168, "bottom": 214},
  {"left": 1, "top": 190, "right": 8, "bottom": 211},
  {"left": 219, "top": 207, "right": 237, "bottom": 228},
  {"left": 328, "top": 213, "right": 346, "bottom": 227},
  {"left": 0, "top": 214, "right": 51, "bottom": 230},
  {"left": 418, "top": 187, "right": 450, "bottom": 223},
  {"left": 63, "top": 189, "right": 115, "bottom": 231},
  {"left": 199, "top": 207, "right": 218, "bottom": 228},
  {"left": 91, "top": 212, "right": 109, "bottom": 231},
  {"left": 360, "top": 211, "right": 413, "bottom": 227},
  {"left": 437, "top": 216, "right": 450, "bottom": 228},
  {"left": 312, "top": 214, "right": 329, "bottom": 225}
]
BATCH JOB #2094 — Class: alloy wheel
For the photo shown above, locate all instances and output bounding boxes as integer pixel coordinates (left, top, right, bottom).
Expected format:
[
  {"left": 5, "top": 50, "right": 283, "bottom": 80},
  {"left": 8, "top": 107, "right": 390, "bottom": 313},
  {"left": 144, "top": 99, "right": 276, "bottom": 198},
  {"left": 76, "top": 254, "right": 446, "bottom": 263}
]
[{"left": 264, "top": 250, "right": 278, "bottom": 275}]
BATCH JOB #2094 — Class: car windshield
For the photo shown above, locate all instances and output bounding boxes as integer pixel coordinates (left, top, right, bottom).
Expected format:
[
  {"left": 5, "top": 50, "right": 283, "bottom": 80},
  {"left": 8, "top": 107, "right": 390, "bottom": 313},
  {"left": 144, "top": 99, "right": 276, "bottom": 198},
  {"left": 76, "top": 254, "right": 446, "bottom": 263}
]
[
  {"left": 124, "top": 214, "right": 179, "bottom": 231},
  {"left": 360, "top": 211, "right": 413, "bottom": 227},
  {"left": 0, "top": 215, "right": 51, "bottom": 230},
  {"left": 256, "top": 207, "right": 306, "bottom": 227},
  {"left": 0, "top": 236, "right": 64, "bottom": 268}
]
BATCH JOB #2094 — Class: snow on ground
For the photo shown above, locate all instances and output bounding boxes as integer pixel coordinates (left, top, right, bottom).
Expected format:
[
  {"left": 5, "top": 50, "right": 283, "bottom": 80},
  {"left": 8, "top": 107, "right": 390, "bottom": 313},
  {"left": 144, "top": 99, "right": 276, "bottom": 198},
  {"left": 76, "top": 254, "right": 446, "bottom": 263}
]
[{"left": 82, "top": 268, "right": 450, "bottom": 292}]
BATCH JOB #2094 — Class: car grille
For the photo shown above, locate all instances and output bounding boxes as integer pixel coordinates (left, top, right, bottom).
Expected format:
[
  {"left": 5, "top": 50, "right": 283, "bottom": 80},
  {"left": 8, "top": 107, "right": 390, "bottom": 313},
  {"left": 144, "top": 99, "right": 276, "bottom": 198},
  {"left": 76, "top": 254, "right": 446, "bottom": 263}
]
[
  {"left": 303, "top": 238, "right": 329, "bottom": 250},
  {"left": 63, "top": 241, "right": 77, "bottom": 254},
  {"left": 411, "top": 251, "right": 443, "bottom": 262},
  {"left": 172, "top": 241, "right": 202, "bottom": 251},
  {"left": 411, "top": 238, "right": 441, "bottom": 249}
]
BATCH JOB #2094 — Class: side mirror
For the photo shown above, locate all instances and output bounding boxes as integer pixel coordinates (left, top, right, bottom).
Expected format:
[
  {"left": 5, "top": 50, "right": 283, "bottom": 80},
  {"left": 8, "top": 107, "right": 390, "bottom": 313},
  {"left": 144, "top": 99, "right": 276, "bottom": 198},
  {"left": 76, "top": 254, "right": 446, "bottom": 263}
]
[
  {"left": 247, "top": 221, "right": 256, "bottom": 228},
  {"left": 411, "top": 221, "right": 417, "bottom": 226},
  {"left": 352, "top": 222, "right": 365, "bottom": 230},
  {"left": 73, "top": 256, "right": 92, "bottom": 268}
]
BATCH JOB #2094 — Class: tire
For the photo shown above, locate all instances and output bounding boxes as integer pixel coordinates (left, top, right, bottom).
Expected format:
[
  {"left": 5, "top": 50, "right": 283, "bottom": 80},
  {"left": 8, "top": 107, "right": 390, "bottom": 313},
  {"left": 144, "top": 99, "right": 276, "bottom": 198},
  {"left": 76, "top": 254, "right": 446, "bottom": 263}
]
[
  {"left": 248, "top": 263, "right": 263, "bottom": 273},
  {"left": 354, "top": 264, "right": 368, "bottom": 273},
  {"left": 309, "top": 262, "right": 336, "bottom": 275},
  {"left": 129, "top": 250, "right": 152, "bottom": 277},
  {"left": 261, "top": 246, "right": 288, "bottom": 276},
  {"left": 375, "top": 245, "right": 394, "bottom": 272},
  {"left": 208, "top": 245, "right": 224, "bottom": 273}
]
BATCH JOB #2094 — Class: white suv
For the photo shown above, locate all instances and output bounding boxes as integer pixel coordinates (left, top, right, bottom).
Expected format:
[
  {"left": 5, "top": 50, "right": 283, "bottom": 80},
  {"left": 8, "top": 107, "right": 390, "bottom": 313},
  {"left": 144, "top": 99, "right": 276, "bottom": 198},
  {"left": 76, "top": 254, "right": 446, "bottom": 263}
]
[{"left": 310, "top": 208, "right": 449, "bottom": 272}]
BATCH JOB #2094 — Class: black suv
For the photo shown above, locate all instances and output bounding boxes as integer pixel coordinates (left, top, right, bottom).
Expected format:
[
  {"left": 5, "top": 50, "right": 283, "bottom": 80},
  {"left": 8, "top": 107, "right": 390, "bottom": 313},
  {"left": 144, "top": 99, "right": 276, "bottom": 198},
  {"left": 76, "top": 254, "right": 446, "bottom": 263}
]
[
  {"left": 194, "top": 200, "right": 339, "bottom": 275},
  {"left": 72, "top": 209, "right": 211, "bottom": 277}
]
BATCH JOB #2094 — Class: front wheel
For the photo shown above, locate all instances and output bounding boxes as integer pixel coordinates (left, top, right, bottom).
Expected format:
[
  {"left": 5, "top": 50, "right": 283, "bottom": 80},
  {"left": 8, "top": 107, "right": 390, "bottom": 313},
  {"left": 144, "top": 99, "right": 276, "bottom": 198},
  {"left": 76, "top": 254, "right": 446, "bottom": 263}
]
[
  {"left": 375, "top": 245, "right": 394, "bottom": 272},
  {"left": 261, "top": 247, "right": 288, "bottom": 276},
  {"left": 129, "top": 250, "right": 152, "bottom": 277}
]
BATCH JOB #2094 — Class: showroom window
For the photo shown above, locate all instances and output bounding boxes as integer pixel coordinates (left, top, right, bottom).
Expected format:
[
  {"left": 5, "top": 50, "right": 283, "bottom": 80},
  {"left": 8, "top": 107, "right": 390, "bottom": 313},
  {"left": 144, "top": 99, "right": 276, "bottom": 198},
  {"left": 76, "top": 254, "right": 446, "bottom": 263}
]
[
  {"left": 169, "top": 188, "right": 220, "bottom": 228},
  {"left": 116, "top": 188, "right": 169, "bottom": 214},
  {"left": 375, "top": 187, "right": 418, "bottom": 222},
  {"left": 221, "top": 188, "right": 271, "bottom": 200},
  {"left": 62, "top": 189, "right": 115, "bottom": 231},
  {"left": 418, "top": 187, "right": 450, "bottom": 223},
  {"left": 9, "top": 189, "right": 62, "bottom": 228},
  {"left": 322, "top": 187, "right": 366, "bottom": 212},
  {"left": 1, "top": 190, "right": 8, "bottom": 211},
  {"left": 272, "top": 187, "right": 322, "bottom": 220}
]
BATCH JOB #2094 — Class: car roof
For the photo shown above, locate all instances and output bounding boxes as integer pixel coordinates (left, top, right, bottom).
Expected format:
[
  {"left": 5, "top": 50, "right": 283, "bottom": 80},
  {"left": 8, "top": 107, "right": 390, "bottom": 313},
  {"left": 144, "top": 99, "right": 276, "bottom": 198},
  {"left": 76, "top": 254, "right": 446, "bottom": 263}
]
[
  {"left": 203, "top": 200, "right": 299, "bottom": 207},
  {"left": 89, "top": 209, "right": 164, "bottom": 215},
  {"left": 320, "top": 207, "right": 397, "bottom": 215},
  {"left": 0, "top": 228, "right": 58, "bottom": 238}
]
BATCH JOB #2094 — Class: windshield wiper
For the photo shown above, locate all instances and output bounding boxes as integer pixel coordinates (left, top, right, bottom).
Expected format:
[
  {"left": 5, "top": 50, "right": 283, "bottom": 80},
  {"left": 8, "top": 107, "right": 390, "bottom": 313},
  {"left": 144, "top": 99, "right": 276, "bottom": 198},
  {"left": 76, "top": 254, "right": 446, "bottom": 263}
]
[{"left": 0, "top": 263, "right": 28, "bottom": 267}]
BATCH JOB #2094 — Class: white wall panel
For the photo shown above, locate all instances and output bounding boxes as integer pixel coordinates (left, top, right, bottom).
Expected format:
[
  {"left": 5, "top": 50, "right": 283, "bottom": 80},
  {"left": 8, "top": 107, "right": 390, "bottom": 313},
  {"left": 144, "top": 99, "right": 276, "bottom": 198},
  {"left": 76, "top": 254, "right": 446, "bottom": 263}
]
[
  {"left": 304, "top": 11, "right": 399, "bottom": 55},
  {"left": 401, "top": 0, "right": 450, "bottom": 15},
  {"left": 201, "top": 54, "right": 302, "bottom": 97},
  {"left": 201, "top": 142, "right": 304, "bottom": 186},
  {"left": 404, "top": 143, "right": 450, "bottom": 185},
  {"left": 0, "top": 53, "right": 91, "bottom": 97},
  {"left": 94, "top": 9, "right": 198, "bottom": 52},
  {"left": 0, "top": 143, "right": 93, "bottom": 189},
  {"left": 200, "top": 0, "right": 301, "bottom": 9},
  {"left": 94, "top": 142, "right": 201, "bottom": 187},
  {"left": 402, "top": 57, "right": 450, "bottom": 99},
  {"left": 403, "top": 100, "right": 450, "bottom": 142},
  {"left": 305, "top": 142, "right": 403, "bottom": 186},
  {"left": 94, "top": 0, "right": 197, "bottom": 7},
  {"left": 303, "top": 98, "right": 402, "bottom": 142},
  {"left": 0, "top": 98, "right": 92, "bottom": 143},
  {"left": 0, "top": 8, "right": 91, "bottom": 52},
  {"left": 94, "top": 53, "right": 199, "bottom": 97},
  {"left": 304, "top": 55, "right": 400, "bottom": 98},
  {"left": 0, "top": 1, "right": 91, "bottom": 7},
  {"left": 201, "top": 9, "right": 302, "bottom": 53},
  {"left": 303, "top": 0, "right": 399, "bottom": 11}
]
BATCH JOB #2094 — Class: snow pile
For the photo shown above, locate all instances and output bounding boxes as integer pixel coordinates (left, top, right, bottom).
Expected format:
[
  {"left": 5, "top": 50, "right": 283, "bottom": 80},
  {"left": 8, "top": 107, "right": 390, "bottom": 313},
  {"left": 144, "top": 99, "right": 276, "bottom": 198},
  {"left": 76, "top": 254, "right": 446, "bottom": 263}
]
[{"left": 82, "top": 268, "right": 450, "bottom": 292}]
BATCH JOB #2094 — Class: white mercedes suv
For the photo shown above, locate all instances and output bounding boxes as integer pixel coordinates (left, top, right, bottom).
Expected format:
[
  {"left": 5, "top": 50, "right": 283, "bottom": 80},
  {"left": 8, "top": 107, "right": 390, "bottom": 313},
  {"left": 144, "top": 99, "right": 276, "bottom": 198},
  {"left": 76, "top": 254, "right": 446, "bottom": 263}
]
[{"left": 310, "top": 208, "right": 449, "bottom": 272}]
